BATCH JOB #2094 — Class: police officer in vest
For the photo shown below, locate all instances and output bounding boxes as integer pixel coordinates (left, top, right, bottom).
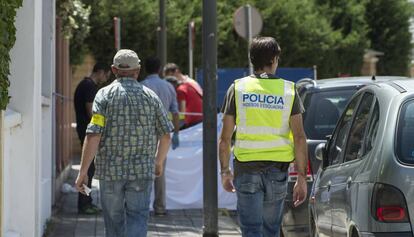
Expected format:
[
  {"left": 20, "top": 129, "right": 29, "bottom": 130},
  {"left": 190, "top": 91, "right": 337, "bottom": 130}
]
[{"left": 219, "top": 36, "right": 308, "bottom": 237}]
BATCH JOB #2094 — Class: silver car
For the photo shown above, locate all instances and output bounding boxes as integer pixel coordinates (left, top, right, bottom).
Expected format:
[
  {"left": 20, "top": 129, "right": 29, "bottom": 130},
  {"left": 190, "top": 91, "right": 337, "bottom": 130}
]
[
  {"left": 282, "top": 76, "right": 404, "bottom": 237},
  {"left": 310, "top": 79, "right": 414, "bottom": 237}
]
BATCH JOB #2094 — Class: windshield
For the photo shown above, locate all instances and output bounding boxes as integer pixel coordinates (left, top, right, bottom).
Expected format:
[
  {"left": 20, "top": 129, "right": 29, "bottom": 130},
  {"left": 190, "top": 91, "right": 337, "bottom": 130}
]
[
  {"left": 396, "top": 99, "right": 414, "bottom": 165},
  {"left": 302, "top": 89, "right": 356, "bottom": 140}
]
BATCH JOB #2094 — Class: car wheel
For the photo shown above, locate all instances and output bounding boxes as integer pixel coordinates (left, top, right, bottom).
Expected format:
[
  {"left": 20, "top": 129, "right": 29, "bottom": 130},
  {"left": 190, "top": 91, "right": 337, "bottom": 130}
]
[{"left": 351, "top": 228, "right": 360, "bottom": 237}]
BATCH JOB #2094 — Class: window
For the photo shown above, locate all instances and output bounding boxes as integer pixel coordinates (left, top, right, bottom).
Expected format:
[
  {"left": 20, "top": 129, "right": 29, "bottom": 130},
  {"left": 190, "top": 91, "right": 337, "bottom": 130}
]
[
  {"left": 303, "top": 88, "right": 357, "bottom": 140},
  {"left": 344, "top": 93, "right": 374, "bottom": 162},
  {"left": 364, "top": 102, "right": 379, "bottom": 153},
  {"left": 327, "top": 93, "right": 361, "bottom": 166},
  {"left": 396, "top": 100, "right": 414, "bottom": 165}
]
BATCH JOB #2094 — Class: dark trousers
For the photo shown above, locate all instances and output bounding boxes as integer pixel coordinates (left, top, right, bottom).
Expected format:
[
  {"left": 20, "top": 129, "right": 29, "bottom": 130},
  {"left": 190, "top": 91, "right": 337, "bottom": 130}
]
[
  {"left": 77, "top": 136, "right": 95, "bottom": 210},
  {"left": 78, "top": 160, "right": 95, "bottom": 210}
]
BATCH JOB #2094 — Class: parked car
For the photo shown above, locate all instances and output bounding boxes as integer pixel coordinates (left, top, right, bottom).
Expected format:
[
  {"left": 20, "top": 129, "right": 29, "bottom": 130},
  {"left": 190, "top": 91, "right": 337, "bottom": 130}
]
[
  {"left": 281, "top": 76, "right": 406, "bottom": 237},
  {"left": 309, "top": 79, "right": 414, "bottom": 237}
]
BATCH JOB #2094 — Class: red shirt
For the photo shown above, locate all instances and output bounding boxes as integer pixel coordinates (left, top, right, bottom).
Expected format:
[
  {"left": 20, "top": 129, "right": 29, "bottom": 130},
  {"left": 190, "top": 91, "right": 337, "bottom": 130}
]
[{"left": 177, "top": 82, "right": 203, "bottom": 126}]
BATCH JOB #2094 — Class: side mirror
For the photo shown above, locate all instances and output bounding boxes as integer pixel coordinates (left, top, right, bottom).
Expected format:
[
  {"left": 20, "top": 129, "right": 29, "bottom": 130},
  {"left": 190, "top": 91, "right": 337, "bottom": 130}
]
[
  {"left": 315, "top": 143, "right": 326, "bottom": 161},
  {"left": 315, "top": 142, "right": 329, "bottom": 169}
]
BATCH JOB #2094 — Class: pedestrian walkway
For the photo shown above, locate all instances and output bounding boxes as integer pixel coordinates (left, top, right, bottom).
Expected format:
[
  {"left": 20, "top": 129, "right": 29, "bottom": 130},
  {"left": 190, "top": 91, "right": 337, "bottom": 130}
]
[{"left": 46, "top": 161, "right": 241, "bottom": 237}]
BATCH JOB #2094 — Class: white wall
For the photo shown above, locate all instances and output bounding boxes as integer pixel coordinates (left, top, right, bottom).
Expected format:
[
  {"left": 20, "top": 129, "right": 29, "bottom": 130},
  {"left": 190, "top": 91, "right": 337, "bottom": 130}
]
[
  {"left": 40, "top": 0, "right": 55, "bottom": 233},
  {"left": 3, "top": 0, "right": 54, "bottom": 236}
]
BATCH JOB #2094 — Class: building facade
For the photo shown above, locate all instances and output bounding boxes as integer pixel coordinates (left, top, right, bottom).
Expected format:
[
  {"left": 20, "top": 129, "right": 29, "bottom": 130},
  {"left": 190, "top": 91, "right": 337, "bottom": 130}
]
[{"left": 2, "top": 0, "right": 63, "bottom": 236}]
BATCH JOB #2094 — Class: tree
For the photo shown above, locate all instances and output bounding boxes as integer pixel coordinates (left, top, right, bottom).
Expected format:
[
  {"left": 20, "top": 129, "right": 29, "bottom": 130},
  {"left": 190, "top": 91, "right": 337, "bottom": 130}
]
[
  {"left": 365, "top": 0, "right": 413, "bottom": 75},
  {"left": 83, "top": 0, "right": 158, "bottom": 75},
  {"left": 59, "top": 0, "right": 91, "bottom": 65},
  {"left": 81, "top": 0, "right": 413, "bottom": 78},
  {"left": 258, "top": 0, "right": 336, "bottom": 77},
  {"left": 315, "top": 0, "right": 369, "bottom": 77}
]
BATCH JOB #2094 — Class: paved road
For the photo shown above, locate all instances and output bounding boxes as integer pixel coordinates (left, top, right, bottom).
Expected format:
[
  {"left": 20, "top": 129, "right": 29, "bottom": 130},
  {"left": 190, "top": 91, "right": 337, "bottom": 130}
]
[{"left": 46, "top": 164, "right": 241, "bottom": 237}]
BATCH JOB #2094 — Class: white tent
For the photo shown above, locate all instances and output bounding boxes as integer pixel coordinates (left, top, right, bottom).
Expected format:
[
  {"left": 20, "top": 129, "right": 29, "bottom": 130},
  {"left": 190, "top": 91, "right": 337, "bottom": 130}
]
[{"left": 161, "top": 114, "right": 237, "bottom": 210}]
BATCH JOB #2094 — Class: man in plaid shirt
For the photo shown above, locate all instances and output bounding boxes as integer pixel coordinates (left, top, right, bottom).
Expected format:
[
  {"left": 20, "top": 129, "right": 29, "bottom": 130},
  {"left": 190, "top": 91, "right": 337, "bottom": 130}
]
[{"left": 75, "top": 49, "right": 173, "bottom": 237}]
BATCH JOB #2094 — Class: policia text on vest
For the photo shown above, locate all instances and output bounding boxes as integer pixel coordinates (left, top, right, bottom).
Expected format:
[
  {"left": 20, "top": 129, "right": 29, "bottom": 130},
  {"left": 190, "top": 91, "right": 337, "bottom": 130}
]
[{"left": 242, "top": 93, "right": 285, "bottom": 110}]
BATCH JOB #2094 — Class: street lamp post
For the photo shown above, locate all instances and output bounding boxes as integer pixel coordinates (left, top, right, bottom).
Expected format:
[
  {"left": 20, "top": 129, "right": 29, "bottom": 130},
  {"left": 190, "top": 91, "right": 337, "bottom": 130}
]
[
  {"left": 158, "top": 0, "right": 167, "bottom": 68},
  {"left": 202, "top": 0, "right": 218, "bottom": 236}
]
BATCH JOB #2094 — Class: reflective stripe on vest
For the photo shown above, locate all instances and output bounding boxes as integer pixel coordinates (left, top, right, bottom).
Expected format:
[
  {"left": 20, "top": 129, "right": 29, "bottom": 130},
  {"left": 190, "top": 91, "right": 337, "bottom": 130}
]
[{"left": 234, "top": 76, "right": 295, "bottom": 162}]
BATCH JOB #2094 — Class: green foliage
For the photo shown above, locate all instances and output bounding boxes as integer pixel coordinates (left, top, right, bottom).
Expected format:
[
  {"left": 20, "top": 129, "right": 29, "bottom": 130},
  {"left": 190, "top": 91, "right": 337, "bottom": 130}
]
[
  {"left": 83, "top": 0, "right": 413, "bottom": 78},
  {"left": 258, "top": 0, "right": 335, "bottom": 76},
  {"left": 84, "top": 0, "right": 158, "bottom": 72},
  {"left": 0, "top": 0, "right": 23, "bottom": 110},
  {"left": 166, "top": 0, "right": 202, "bottom": 71},
  {"left": 57, "top": 0, "right": 91, "bottom": 65},
  {"left": 315, "top": 0, "right": 369, "bottom": 77},
  {"left": 366, "top": 0, "right": 414, "bottom": 75}
]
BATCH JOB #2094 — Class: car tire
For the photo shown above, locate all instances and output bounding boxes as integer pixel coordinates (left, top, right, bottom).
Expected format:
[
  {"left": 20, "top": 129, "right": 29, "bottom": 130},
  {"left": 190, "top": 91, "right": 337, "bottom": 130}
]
[{"left": 351, "top": 228, "right": 360, "bottom": 237}]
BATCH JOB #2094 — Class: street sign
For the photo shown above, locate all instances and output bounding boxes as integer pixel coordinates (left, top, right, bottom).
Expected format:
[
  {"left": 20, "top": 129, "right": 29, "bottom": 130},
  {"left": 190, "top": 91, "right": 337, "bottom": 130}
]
[{"left": 233, "top": 5, "right": 263, "bottom": 39}]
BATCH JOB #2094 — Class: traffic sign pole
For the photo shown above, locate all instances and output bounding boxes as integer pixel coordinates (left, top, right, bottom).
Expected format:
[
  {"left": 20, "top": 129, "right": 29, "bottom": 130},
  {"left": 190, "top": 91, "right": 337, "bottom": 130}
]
[
  {"left": 233, "top": 5, "right": 262, "bottom": 74},
  {"left": 245, "top": 5, "right": 253, "bottom": 75}
]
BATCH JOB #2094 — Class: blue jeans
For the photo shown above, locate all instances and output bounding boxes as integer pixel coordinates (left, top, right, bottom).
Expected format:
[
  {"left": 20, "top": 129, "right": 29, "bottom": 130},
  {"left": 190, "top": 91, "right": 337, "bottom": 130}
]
[
  {"left": 234, "top": 167, "right": 288, "bottom": 237},
  {"left": 100, "top": 179, "right": 153, "bottom": 237}
]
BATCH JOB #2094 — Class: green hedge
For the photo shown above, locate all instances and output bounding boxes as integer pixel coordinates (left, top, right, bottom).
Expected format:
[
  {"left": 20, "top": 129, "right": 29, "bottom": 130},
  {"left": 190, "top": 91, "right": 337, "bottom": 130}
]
[{"left": 0, "top": 0, "right": 23, "bottom": 110}]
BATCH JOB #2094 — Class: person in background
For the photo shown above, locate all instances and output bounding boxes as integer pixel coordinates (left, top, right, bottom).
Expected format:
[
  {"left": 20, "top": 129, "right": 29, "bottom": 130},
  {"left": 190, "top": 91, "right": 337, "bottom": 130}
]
[
  {"left": 75, "top": 49, "right": 172, "bottom": 237},
  {"left": 218, "top": 37, "right": 308, "bottom": 237},
  {"left": 163, "top": 63, "right": 203, "bottom": 129},
  {"left": 74, "top": 62, "right": 111, "bottom": 214},
  {"left": 141, "top": 56, "right": 180, "bottom": 216}
]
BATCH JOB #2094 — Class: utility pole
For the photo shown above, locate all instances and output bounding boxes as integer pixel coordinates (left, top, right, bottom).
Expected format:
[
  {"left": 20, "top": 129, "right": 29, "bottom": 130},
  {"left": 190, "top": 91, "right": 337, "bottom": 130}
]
[
  {"left": 202, "top": 0, "right": 218, "bottom": 236},
  {"left": 158, "top": 0, "right": 167, "bottom": 68},
  {"left": 188, "top": 21, "right": 195, "bottom": 78},
  {"left": 114, "top": 17, "right": 121, "bottom": 51}
]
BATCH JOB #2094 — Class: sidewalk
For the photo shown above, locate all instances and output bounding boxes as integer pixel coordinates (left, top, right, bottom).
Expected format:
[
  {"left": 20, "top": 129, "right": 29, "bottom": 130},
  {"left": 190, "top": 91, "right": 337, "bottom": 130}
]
[{"left": 46, "top": 162, "right": 241, "bottom": 237}]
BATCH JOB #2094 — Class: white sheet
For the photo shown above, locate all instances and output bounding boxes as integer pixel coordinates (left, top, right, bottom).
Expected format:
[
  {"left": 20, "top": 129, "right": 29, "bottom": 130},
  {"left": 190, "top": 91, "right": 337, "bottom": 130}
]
[{"left": 162, "top": 115, "right": 237, "bottom": 210}]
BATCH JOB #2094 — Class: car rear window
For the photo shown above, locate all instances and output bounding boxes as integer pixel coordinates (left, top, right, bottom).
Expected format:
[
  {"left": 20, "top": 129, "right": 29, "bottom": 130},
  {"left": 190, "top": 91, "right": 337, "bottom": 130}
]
[
  {"left": 303, "top": 89, "right": 356, "bottom": 140},
  {"left": 396, "top": 100, "right": 414, "bottom": 165}
]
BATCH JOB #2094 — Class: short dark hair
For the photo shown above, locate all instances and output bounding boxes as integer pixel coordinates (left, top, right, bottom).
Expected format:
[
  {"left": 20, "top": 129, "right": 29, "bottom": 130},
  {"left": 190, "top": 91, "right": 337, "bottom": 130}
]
[
  {"left": 144, "top": 57, "right": 161, "bottom": 74},
  {"left": 92, "top": 62, "right": 110, "bottom": 73},
  {"left": 165, "top": 75, "right": 179, "bottom": 87},
  {"left": 249, "top": 37, "right": 281, "bottom": 71},
  {"left": 163, "top": 63, "right": 179, "bottom": 75}
]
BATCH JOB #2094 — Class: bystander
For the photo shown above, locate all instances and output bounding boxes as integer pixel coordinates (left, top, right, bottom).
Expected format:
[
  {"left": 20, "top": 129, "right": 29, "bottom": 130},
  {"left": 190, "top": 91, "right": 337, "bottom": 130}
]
[
  {"left": 75, "top": 49, "right": 172, "bottom": 237},
  {"left": 74, "top": 62, "right": 110, "bottom": 214}
]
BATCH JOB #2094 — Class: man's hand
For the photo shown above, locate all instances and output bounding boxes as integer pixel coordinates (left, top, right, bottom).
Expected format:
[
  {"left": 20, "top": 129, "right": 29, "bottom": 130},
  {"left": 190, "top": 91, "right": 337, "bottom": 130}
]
[
  {"left": 75, "top": 173, "right": 89, "bottom": 195},
  {"left": 293, "top": 175, "right": 307, "bottom": 207},
  {"left": 155, "top": 160, "right": 164, "bottom": 177},
  {"left": 172, "top": 132, "right": 179, "bottom": 150},
  {"left": 218, "top": 115, "right": 236, "bottom": 193},
  {"left": 221, "top": 170, "right": 235, "bottom": 193}
]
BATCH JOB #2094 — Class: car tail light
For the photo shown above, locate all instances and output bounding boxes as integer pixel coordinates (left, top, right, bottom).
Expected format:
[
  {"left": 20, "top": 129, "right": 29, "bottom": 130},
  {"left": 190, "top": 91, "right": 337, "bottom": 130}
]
[
  {"left": 371, "top": 183, "right": 409, "bottom": 223},
  {"left": 288, "top": 159, "right": 313, "bottom": 182}
]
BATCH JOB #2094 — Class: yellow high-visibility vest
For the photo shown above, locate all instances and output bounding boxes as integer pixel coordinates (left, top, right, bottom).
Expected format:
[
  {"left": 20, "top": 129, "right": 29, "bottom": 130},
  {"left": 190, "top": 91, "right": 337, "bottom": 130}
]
[{"left": 234, "top": 76, "right": 295, "bottom": 162}]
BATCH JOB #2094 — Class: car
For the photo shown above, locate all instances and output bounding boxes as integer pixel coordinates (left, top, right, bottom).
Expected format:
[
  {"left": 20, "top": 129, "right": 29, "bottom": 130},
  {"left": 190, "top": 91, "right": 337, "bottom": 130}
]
[
  {"left": 309, "top": 78, "right": 414, "bottom": 237},
  {"left": 281, "top": 76, "right": 406, "bottom": 237}
]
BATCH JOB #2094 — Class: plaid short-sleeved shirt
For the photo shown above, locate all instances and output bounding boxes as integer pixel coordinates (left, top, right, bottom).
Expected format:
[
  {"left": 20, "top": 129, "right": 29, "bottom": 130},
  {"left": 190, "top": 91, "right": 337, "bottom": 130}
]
[{"left": 86, "top": 77, "right": 173, "bottom": 181}]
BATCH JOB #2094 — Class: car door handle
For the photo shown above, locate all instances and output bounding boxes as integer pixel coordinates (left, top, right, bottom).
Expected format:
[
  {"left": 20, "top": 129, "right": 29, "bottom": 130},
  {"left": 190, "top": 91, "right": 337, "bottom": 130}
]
[{"left": 346, "top": 177, "right": 352, "bottom": 189}]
